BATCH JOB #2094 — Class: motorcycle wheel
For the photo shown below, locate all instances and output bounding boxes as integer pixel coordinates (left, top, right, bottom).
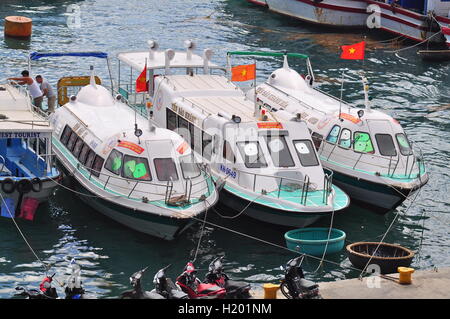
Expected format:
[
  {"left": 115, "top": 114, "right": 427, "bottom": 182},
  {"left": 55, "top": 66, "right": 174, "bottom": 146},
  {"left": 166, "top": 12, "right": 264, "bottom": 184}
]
[{"left": 280, "top": 282, "right": 293, "bottom": 299}]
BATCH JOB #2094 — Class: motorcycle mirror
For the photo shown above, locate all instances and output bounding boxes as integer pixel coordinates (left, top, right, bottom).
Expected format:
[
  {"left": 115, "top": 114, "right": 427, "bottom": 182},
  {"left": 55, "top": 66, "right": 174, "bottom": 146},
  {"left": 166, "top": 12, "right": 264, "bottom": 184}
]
[{"left": 279, "top": 265, "right": 285, "bottom": 271}]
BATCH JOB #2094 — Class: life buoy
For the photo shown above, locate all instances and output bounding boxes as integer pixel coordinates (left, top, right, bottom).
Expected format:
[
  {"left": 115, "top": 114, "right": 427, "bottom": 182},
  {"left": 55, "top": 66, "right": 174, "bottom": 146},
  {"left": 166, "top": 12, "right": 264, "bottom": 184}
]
[
  {"left": 31, "top": 177, "right": 43, "bottom": 193},
  {"left": 16, "top": 179, "right": 32, "bottom": 194},
  {"left": 1, "top": 178, "right": 15, "bottom": 194}
]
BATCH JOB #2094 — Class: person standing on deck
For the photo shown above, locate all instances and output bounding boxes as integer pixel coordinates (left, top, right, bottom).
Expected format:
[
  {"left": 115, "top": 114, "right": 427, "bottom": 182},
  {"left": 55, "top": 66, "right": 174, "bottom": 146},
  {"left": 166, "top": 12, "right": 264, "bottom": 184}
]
[
  {"left": 8, "top": 70, "right": 44, "bottom": 110},
  {"left": 35, "top": 75, "right": 56, "bottom": 113}
]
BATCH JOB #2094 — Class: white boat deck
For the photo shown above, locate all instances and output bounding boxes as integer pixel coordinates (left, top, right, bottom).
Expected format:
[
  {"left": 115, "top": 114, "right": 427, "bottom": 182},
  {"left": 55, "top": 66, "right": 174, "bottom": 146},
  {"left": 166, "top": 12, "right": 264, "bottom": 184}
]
[
  {"left": 166, "top": 74, "right": 275, "bottom": 122},
  {"left": 0, "top": 84, "right": 51, "bottom": 132}
]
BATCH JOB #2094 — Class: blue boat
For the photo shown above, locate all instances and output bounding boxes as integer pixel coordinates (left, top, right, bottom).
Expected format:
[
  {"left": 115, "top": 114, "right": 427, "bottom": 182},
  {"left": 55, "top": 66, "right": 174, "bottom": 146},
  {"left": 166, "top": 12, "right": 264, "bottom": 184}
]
[{"left": 0, "top": 82, "right": 60, "bottom": 219}]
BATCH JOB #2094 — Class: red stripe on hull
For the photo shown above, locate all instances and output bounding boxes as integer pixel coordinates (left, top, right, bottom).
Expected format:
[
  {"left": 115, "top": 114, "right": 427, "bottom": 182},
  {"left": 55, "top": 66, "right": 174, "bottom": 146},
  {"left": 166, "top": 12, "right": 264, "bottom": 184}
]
[
  {"left": 293, "top": 0, "right": 367, "bottom": 14},
  {"left": 247, "top": 0, "right": 268, "bottom": 7}
]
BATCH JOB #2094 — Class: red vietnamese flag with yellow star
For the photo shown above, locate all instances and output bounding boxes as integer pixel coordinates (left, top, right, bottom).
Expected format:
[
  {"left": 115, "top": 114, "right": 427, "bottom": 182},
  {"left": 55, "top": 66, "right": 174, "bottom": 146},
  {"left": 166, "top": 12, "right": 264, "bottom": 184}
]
[
  {"left": 340, "top": 41, "right": 365, "bottom": 60},
  {"left": 136, "top": 62, "right": 147, "bottom": 92},
  {"left": 231, "top": 63, "right": 256, "bottom": 82}
]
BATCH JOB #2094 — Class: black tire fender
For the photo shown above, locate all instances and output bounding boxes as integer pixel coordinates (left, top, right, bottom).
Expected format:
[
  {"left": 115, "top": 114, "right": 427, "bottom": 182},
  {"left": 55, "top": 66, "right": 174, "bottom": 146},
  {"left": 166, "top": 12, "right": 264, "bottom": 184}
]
[
  {"left": 31, "top": 177, "right": 43, "bottom": 193},
  {"left": 16, "top": 179, "right": 33, "bottom": 194},
  {"left": 1, "top": 178, "right": 15, "bottom": 194}
]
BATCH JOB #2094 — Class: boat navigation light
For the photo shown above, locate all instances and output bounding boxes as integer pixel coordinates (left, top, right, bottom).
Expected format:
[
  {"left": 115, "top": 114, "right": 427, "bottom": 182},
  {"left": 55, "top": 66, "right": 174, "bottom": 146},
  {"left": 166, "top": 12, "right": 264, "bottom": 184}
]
[
  {"left": 184, "top": 40, "right": 196, "bottom": 60},
  {"left": 148, "top": 40, "right": 159, "bottom": 60}
]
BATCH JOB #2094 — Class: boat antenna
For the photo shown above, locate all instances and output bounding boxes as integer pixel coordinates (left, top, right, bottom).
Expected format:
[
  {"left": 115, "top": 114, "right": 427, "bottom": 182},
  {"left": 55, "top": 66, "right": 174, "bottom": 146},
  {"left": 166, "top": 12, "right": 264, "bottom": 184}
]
[
  {"left": 338, "top": 71, "right": 345, "bottom": 121},
  {"left": 282, "top": 50, "right": 289, "bottom": 69},
  {"left": 89, "top": 65, "right": 97, "bottom": 88},
  {"left": 362, "top": 76, "right": 371, "bottom": 111}
]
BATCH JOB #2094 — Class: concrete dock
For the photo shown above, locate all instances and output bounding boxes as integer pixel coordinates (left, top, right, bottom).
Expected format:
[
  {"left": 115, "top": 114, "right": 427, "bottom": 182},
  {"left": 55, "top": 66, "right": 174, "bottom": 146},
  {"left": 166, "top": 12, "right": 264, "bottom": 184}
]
[{"left": 252, "top": 267, "right": 450, "bottom": 299}]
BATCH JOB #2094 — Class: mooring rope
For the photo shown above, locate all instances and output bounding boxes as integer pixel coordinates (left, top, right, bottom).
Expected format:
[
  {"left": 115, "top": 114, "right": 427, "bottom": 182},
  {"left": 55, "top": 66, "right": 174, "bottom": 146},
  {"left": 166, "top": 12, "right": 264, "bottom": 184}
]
[
  {"left": 192, "top": 201, "right": 209, "bottom": 263},
  {"left": 312, "top": 204, "right": 335, "bottom": 274},
  {"left": 358, "top": 184, "right": 423, "bottom": 279},
  {"left": 384, "top": 30, "right": 443, "bottom": 54}
]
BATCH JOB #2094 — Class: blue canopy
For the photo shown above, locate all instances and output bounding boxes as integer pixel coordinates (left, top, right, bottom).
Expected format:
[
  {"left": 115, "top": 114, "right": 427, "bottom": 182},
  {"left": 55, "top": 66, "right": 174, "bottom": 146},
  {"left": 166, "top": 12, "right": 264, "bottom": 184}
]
[{"left": 29, "top": 51, "right": 108, "bottom": 61}]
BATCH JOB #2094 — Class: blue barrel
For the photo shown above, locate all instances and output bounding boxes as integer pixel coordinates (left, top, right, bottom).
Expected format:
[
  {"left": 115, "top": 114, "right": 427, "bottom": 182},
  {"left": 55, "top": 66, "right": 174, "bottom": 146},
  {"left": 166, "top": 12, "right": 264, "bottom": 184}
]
[{"left": 284, "top": 228, "right": 346, "bottom": 256}]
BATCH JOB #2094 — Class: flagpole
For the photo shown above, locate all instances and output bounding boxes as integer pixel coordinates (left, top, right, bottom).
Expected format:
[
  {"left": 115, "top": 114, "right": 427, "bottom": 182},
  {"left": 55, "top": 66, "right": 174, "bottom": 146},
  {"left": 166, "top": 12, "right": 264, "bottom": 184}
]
[{"left": 254, "top": 59, "right": 258, "bottom": 118}]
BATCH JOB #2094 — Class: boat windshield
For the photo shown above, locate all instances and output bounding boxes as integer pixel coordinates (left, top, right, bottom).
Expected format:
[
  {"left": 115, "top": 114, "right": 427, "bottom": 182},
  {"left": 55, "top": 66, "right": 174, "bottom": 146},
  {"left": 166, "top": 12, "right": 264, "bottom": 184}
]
[
  {"left": 122, "top": 155, "right": 152, "bottom": 181},
  {"left": 236, "top": 141, "right": 267, "bottom": 169},
  {"left": 264, "top": 135, "right": 295, "bottom": 167},
  {"left": 154, "top": 158, "right": 179, "bottom": 181},
  {"left": 180, "top": 154, "right": 201, "bottom": 179},
  {"left": 293, "top": 140, "right": 319, "bottom": 167},
  {"left": 375, "top": 134, "right": 397, "bottom": 157},
  {"left": 396, "top": 133, "right": 413, "bottom": 156}
]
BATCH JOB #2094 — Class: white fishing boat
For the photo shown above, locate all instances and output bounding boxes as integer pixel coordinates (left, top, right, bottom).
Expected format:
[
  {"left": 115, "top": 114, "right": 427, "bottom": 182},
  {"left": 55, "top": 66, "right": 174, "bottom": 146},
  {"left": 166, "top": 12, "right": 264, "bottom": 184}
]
[
  {"left": 366, "top": 0, "right": 450, "bottom": 47},
  {"left": 232, "top": 51, "right": 428, "bottom": 213},
  {"left": 36, "top": 52, "right": 218, "bottom": 240},
  {"left": 0, "top": 81, "right": 60, "bottom": 219},
  {"left": 115, "top": 41, "right": 350, "bottom": 228},
  {"left": 246, "top": 0, "right": 368, "bottom": 27}
]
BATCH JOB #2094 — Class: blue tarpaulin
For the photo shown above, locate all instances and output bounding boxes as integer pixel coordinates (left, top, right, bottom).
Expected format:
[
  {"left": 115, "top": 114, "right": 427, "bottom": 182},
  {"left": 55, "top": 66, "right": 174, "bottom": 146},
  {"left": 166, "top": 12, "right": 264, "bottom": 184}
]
[
  {"left": 29, "top": 51, "right": 108, "bottom": 61},
  {"left": 1, "top": 197, "right": 15, "bottom": 218}
]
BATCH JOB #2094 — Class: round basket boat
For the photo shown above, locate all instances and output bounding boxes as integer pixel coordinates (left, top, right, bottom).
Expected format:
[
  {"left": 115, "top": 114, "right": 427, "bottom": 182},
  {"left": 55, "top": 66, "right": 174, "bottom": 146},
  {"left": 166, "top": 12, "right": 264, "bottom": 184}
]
[
  {"left": 346, "top": 242, "right": 414, "bottom": 274},
  {"left": 284, "top": 228, "right": 346, "bottom": 256}
]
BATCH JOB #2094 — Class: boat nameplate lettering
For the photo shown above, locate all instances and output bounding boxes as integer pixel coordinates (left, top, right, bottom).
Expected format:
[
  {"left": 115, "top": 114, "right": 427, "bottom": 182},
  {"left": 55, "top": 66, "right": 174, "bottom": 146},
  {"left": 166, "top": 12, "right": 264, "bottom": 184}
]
[
  {"left": 219, "top": 164, "right": 236, "bottom": 179},
  {"left": 171, "top": 103, "right": 198, "bottom": 126},
  {"left": 256, "top": 87, "right": 289, "bottom": 108}
]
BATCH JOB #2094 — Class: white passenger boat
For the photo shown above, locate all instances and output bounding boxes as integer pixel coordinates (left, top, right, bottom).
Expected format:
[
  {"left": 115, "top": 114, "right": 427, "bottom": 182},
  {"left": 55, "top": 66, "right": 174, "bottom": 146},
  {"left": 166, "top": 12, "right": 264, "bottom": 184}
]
[
  {"left": 115, "top": 41, "right": 350, "bottom": 228},
  {"left": 0, "top": 81, "right": 60, "bottom": 218},
  {"left": 246, "top": 0, "right": 368, "bottom": 27},
  {"left": 231, "top": 51, "right": 428, "bottom": 213},
  {"left": 39, "top": 52, "right": 218, "bottom": 240}
]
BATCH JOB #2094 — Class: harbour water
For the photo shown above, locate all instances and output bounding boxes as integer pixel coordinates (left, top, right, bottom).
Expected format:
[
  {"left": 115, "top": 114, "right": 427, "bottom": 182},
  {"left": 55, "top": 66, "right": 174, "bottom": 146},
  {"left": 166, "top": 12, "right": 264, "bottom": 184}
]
[{"left": 0, "top": 0, "right": 449, "bottom": 298}]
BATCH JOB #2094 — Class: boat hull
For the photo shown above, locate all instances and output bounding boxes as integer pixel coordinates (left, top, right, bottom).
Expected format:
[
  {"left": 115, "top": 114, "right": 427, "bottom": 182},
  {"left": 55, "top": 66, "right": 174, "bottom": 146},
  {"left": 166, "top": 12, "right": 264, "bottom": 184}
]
[
  {"left": 0, "top": 176, "right": 59, "bottom": 216},
  {"left": 330, "top": 169, "right": 423, "bottom": 214},
  {"left": 366, "top": 0, "right": 445, "bottom": 44},
  {"left": 62, "top": 172, "right": 198, "bottom": 240},
  {"left": 264, "top": 0, "right": 368, "bottom": 27},
  {"left": 219, "top": 186, "right": 323, "bottom": 227}
]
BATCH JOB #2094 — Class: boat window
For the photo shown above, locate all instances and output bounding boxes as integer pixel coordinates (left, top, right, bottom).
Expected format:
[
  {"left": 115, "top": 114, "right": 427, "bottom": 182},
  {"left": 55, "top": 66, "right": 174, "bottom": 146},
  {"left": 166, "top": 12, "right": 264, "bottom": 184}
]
[
  {"left": 177, "top": 116, "right": 189, "bottom": 141},
  {"left": 222, "top": 140, "right": 236, "bottom": 163},
  {"left": 326, "top": 125, "right": 340, "bottom": 144},
  {"left": 167, "top": 108, "right": 177, "bottom": 131},
  {"left": 67, "top": 132, "right": 78, "bottom": 152},
  {"left": 192, "top": 124, "right": 202, "bottom": 155},
  {"left": 375, "top": 134, "right": 397, "bottom": 157},
  {"left": 396, "top": 133, "right": 413, "bottom": 156},
  {"left": 311, "top": 132, "right": 323, "bottom": 150},
  {"left": 60, "top": 125, "right": 72, "bottom": 145},
  {"left": 237, "top": 141, "right": 267, "bottom": 169},
  {"left": 122, "top": 155, "right": 151, "bottom": 180},
  {"left": 72, "top": 138, "right": 84, "bottom": 158},
  {"left": 154, "top": 158, "right": 179, "bottom": 181},
  {"left": 85, "top": 150, "right": 96, "bottom": 169},
  {"left": 265, "top": 135, "right": 295, "bottom": 167},
  {"left": 180, "top": 154, "right": 201, "bottom": 179},
  {"left": 78, "top": 144, "right": 91, "bottom": 165},
  {"left": 202, "top": 132, "right": 213, "bottom": 161},
  {"left": 91, "top": 155, "right": 105, "bottom": 177},
  {"left": 293, "top": 140, "right": 319, "bottom": 167},
  {"left": 338, "top": 129, "right": 352, "bottom": 149},
  {"left": 104, "top": 149, "right": 124, "bottom": 175},
  {"left": 353, "top": 132, "right": 374, "bottom": 154}
]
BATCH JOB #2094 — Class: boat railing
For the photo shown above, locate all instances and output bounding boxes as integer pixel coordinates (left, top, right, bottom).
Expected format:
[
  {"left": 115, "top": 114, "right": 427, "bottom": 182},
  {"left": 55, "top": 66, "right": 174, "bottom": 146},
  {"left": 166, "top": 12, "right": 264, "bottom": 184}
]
[
  {"left": 319, "top": 138, "right": 422, "bottom": 179},
  {"left": 322, "top": 168, "right": 333, "bottom": 204},
  {"left": 233, "top": 167, "right": 332, "bottom": 206},
  {"left": 75, "top": 161, "right": 213, "bottom": 205},
  {"left": 263, "top": 82, "right": 327, "bottom": 115},
  {"left": 0, "top": 155, "right": 5, "bottom": 175}
]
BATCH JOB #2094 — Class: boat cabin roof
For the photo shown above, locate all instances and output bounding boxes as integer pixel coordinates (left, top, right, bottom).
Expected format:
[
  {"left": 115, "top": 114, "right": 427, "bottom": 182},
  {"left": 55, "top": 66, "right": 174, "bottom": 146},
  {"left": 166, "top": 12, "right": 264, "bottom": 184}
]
[
  {"left": 162, "top": 74, "right": 277, "bottom": 123},
  {"left": 117, "top": 50, "right": 224, "bottom": 73},
  {"left": 0, "top": 84, "right": 52, "bottom": 133}
]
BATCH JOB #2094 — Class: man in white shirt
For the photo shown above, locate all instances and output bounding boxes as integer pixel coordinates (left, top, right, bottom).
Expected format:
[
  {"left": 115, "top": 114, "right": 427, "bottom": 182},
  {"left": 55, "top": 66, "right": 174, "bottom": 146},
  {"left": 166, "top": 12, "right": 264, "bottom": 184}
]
[
  {"left": 8, "top": 70, "right": 44, "bottom": 110},
  {"left": 35, "top": 75, "right": 56, "bottom": 113}
]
